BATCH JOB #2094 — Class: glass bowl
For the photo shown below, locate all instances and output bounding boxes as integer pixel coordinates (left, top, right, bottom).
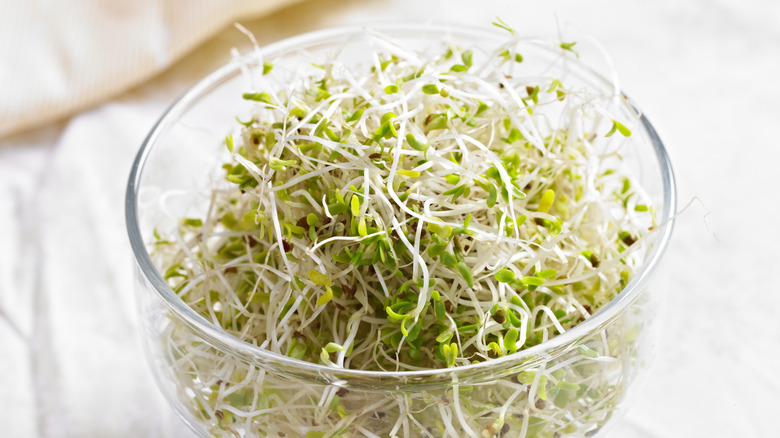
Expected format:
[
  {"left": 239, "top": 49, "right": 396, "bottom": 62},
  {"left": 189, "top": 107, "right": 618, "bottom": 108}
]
[{"left": 126, "top": 23, "right": 676, "bottom": 438}]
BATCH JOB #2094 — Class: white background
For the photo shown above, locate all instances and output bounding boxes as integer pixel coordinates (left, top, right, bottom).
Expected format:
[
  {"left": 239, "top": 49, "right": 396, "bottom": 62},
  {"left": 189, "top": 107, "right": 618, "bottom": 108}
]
[{"left": 1, "top": 0, "right": 778, "bottom": 436}]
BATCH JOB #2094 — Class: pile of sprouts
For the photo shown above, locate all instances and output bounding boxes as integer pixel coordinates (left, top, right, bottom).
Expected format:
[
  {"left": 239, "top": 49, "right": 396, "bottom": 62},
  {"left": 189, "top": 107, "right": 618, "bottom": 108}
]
[{"left": 150, "top": 22, "right": 658, "bottom": 437}]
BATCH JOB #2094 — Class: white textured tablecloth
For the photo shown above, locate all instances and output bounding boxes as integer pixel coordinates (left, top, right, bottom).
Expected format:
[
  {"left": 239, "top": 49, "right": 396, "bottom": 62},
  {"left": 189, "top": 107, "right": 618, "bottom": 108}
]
[{"left": 1, "top": 1, "right": 779, "bottom": 437}]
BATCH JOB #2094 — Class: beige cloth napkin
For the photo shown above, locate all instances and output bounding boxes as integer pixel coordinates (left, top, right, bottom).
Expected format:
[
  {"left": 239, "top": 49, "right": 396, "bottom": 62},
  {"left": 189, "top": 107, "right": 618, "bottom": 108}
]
[{"left": 0, "top": 0, "right": 301, "bottom": 139}]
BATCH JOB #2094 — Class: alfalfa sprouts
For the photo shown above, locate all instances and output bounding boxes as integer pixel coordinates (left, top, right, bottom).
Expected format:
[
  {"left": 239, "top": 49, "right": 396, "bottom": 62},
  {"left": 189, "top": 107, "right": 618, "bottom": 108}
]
[{"left": 149, "top": 23, "right": 658, "bottom": 437}]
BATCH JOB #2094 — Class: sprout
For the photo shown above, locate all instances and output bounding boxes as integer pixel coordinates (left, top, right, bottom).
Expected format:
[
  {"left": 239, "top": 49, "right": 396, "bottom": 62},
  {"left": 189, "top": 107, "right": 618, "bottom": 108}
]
[
  {"left": 559, "top": 41, "right": 579, "bottom": 57},
  {"left": 396, "top": 169, "right": 421, "bottom": 178},
  {"left": 224, "top": 134, "right": 234, "bottom": 153},
  {"left": 316, "top": 286, "right": 334, "bottom": 305},
  {"left": 151, "top": 25, "right": 655, "bottom": 438},
  {"left": 442, "top": 342, "right": 459, "bottom": 367},
  {"left": 308, "top": 270, "right": 331, "bottom": 287},
  {"left": 537, "top": 189, "right": 556, "bottom": 213},
  {"left": 182, "top": 218, "right": 202, "bottom": 227},
  {"left": 494, "top": 268, "right": 516, "bottom": 283},
  {"left": 242, "top": 92, "right": 272, "bottom": 103},
  {"left": 269, "top": 158, "right": 297, "bottom": 172},
  {"left": 492, "top": 17, "right": 516, "bottom": 34},
  {"left": 422, "top": 84, "right": 440, "bottom": 95},
  {"left": 606, "top": 119, "right": 632, "bottom": 137},
  {"left": 324, "top": 342, "right": 345, "bottom": 353},
  {"left": 578, "top": 345, "right": 599, "bottom": 358}
]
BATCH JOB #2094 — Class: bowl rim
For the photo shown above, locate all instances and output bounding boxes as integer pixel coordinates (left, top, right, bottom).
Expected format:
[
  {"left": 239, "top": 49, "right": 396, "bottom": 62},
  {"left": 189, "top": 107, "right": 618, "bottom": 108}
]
[{"left": 125, "top": 21, "right": 677, "bottom": 383}]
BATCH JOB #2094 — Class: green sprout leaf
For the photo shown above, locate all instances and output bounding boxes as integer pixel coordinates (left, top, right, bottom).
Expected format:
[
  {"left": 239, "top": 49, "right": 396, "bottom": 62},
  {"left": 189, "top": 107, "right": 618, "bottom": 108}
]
[
  {"left": 504, "top": 328, "right": 519, "bottom": 353},
  {"left": 559, "top": 41, "right": 579, "bottom": 57},
  {"left": 426, "top": 114, "right": 449, "bottom": 130},
  {"left": 381, "top": 112, "right": 397, "bottom": 125},
  {"left": 385, "top": 306, "right": 408, "bottom": 322},
  {"left": 242, "top": 92, "right": 272, "bottom": 103},
  {"left": 436, "top": 330, "right": 453, "bottom": 343},
  {"left": 440, "top": 252, "right": 457, "bottom": 268},
  {"left": 520, "top": 276, "right": 545, "bottom": 286},
  {"left": 494, "top": 268, "right": 516, "bottom": 283},
  {"left": 558, "top": 381, "right": 580, "bottom": 392},
  {"left": 308, "top": 270, "right": 331, "bottom": 287},
  {"left": 487, "top": 183, "right": 498, "bottom": 207},
  {"left": 536, "top": 269, "right": 557, "bottom": 278},
  {"left": 358, "top": 217, "right": 367, "bottom": 237},
  {"left": 350, "top": 195, "right": 360, "bottom": 216},
  {"left": 225, "top": 135, "right": 234, "bottom": 153},
  {"left": 578, "top": 345, "right": 599, "bottom": 358},
  {"left": 324, "top": 342, "right": 345, "bottom": 353},
  {"left": 461, "top": 50, "right": 473, "bottom": 67},
  {"left": 422, "top": 84, "right": 440, "bottom": 95},
  {"left": 443, "top": 342, "right": 459, "bottom": 367},
  {"left": 236, "top": 116, "right": 254, "bottom": 127},
  {"left": 346, "top": 109, "right": 364, "bottom": 123},
  {"left": 538, "top": 189, "right": 555, "bottom": 213},
  {"left": 516, "top": 371, "right": 537, "bottom": 384},
  {"left": 317, "top": 286, "right": 334, "bottom": 305},
  {"left": 434, "top": 300, "right": 446, "bottom": 321},
  {"left": 397, "top": 169, "right": 421, "bottom": 178},
  {"left": 456, "top": 261, "right": 474, "bottom": 288},
  {"left": 537, "top": 375, "right": 549, "bottom": 400},
  {"left": 606, "top": 120, "right": 632, "bottom": 137},
  {"left": 269, "top": 158, "right": 297, "bottom": 172},
  {"left": 182, "top": 218, "right": 203, "bottom": 227},
  {"left": 492, "top": 17, "right": 516, "bottom": 34},
  {"left": 405, "top": 133, "right": 428, "bottom": 151}
]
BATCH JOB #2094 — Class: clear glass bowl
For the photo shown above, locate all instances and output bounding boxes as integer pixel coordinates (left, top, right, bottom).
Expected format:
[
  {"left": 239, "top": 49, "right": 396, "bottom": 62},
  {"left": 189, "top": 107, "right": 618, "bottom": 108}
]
[{"left": 126, "top": 23, "right": 676, "bottom": 438}]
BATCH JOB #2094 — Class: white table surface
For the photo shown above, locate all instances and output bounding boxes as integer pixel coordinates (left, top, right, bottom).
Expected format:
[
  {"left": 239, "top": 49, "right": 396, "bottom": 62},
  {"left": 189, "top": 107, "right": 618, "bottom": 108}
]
[{"left": 1, "top": 0, "right": 778, "bottom": 436}]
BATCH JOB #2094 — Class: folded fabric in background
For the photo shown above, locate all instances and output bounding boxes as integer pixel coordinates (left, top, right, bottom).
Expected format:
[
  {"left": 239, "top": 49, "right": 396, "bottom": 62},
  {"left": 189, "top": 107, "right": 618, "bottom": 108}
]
[
  {"left": 0, "top": 2, "right": 302, "bottom": 437},
  {"left": 0, "top": 0, "right": 301, "bottom": 139}
]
